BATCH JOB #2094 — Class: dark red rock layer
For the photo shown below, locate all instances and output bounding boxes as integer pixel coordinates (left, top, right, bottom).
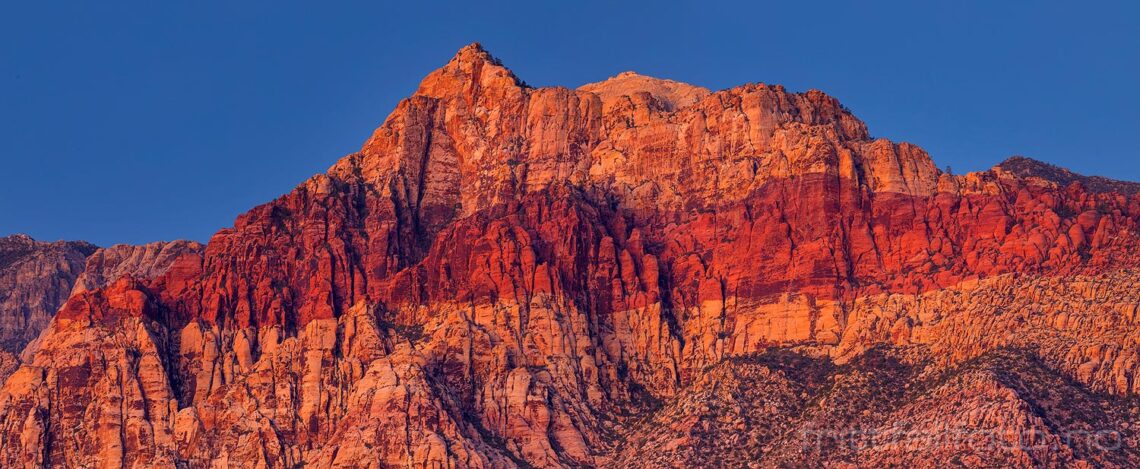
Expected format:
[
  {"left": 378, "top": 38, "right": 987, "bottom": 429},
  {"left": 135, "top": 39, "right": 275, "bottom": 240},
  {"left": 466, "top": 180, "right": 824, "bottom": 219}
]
[{"left": 3, "top": 44, "right": 1140, "bottom": 468}]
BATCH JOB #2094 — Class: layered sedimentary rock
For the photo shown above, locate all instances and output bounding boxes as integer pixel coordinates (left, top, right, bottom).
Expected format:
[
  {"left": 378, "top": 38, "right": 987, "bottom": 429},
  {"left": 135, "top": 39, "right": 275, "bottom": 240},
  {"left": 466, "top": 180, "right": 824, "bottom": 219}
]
[
  {"left": 70, "top": 240, "right": 204, "bottom": 296},
  {"left": 2, "top": 43, "right": 1139, "bottom": 467},
  {"left": 0, "top": 237, "right": 202, "bottom": 383},
  {"left": 0, "top": 235, "right": 96, "bottom": 376}
]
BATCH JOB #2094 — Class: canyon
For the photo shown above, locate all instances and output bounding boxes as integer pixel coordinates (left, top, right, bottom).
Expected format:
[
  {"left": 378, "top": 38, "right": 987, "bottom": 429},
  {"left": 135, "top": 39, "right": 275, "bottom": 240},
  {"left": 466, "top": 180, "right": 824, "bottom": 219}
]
[{"left": 1, "top": 43, "right": 1138, "bottom": 467}]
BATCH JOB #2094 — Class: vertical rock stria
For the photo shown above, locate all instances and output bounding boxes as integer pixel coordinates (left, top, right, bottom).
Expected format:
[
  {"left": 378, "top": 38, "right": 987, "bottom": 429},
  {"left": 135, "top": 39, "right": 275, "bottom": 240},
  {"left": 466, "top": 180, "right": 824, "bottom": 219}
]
[
  {"left": 2, "top": 44, "right": 1139, "bottom": 467},
  {"left": 0, "top": 235, "right": 96, "bottom": 378}
]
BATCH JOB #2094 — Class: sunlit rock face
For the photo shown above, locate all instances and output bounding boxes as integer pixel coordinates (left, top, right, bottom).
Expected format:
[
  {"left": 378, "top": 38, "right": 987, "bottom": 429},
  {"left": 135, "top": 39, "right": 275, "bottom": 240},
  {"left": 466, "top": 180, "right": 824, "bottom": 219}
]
[
  {"left": 0, "top": 237, "right": 202, "bottom": 383},
  {"left": 0, "top": 235, "right": 96, "bottom": 378},
  {"left": 3, "top": 43, "right": 1140, "bottom": 468},
  {"left": 69, "top": 240, "right": 204, "bottom": 296}
]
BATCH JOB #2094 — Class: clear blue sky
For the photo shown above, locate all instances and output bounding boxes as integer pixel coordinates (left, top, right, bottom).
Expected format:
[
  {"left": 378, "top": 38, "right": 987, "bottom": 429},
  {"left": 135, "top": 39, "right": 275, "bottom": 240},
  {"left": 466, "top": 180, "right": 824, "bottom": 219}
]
[{"left": 3, "top": 1, "right": 1138, "bottom": 246}]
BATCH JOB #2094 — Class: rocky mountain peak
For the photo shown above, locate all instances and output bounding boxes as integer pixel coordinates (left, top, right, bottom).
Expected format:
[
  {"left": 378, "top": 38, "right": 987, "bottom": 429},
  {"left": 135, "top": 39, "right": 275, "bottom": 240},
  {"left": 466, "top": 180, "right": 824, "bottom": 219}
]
[
  {"left": 578, "top": 70, "right": 711, "bottom": 111},
  {"left": 0, "top": 234, "right": 93, "bottom": 251},
  {"left": 6, "top": 44, "right": 1140, "bottom": 468},
  {"left": 0, "top": 234, "right": 96, "bottom": 269},
  {"left": 413, "top": 42, "right": 528, "bottom": 100},
  {"left": 0, "top": 234, "right": 35, "bottom": 244},
  {"left": 337, "top": 43, "right": 944, "bottom": 223},
  {"left": 996, "top": 155, "right": 1140, "bottom": 194}
]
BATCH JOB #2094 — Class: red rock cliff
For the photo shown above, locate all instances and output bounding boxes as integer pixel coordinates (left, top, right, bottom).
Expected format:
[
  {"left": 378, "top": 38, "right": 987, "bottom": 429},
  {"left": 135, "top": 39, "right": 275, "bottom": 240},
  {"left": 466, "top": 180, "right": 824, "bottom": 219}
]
[{"left": 2, "top": 44, "right": 1139, "bottom": 468}]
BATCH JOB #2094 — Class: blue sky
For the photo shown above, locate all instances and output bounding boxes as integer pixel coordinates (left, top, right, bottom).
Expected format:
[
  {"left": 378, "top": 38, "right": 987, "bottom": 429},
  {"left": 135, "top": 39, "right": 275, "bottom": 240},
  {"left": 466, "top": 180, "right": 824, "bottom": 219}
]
[{"left": 3, "top": 1, "right": 1138, "bottom": 246}]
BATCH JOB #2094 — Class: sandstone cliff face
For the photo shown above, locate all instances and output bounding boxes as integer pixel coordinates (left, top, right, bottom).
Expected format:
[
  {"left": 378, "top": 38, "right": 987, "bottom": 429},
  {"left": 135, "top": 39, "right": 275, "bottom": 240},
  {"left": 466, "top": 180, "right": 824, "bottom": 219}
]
[
  {"left": 70, "top": 240, "right": 204, "bottom": 296},
  {"left": 0, "top": 235, "right": 95, "bottom": 368},
  {"left": 2, "top": 44, "right": 1139, "bottom": 468},
  {"left": 0, "top": 237, "right": 203, "bottom": 384}
]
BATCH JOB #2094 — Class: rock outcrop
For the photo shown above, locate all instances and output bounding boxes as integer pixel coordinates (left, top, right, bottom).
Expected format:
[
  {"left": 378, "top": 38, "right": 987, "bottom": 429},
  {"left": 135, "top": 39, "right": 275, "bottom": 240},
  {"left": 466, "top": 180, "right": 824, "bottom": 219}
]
[
  {"left": 997, "top": 156, "right": 1140, "bottom": 195},
  {"left": 70, "top": 240, "right": 204, "bottom": 296},
  {"left": 2, "top": 43, "right": 1139, "bottom": 468},
  {"left": 612, "top": 347, "right": 1139, "bottom": 467},
  {"left": 0, "top": 237, "right": 203, "bottom": 383},
  {"left": 0, "top": 235, "right": 96, "bottom": 368}
]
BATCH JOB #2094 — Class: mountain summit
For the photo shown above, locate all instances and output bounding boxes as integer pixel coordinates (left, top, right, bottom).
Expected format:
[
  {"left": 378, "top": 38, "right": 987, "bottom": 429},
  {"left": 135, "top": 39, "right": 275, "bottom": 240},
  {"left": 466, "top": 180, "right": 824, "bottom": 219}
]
[
  {"left": 997, "top": 155, "right": 1140, "bottom": 194},
  {"left": 577, "top": 70, "right": 711, "bottom": 111},
  {"left": 1, "top": 44, "right": 1139, "bottom": 468}
]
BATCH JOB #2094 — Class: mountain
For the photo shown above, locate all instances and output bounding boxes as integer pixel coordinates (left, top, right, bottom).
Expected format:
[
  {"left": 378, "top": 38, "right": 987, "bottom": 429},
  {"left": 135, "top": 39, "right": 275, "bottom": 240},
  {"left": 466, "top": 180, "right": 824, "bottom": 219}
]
[
  {"left": 996, "top": 156, "right": 1140, "bottom": 195},
  {"left": 1, "top": 43, "right": 1139, "bottom": 467},
  {"left": 0, "top": 237, "right": 202, "bottom": 382},
  {"left": 0, "top": 235, "right": 96, "bottom": 377}
]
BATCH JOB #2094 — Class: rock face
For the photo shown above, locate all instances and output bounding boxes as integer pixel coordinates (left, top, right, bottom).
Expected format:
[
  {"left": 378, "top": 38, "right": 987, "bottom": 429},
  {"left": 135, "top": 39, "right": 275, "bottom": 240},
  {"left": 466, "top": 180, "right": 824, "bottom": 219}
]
[
  {"left": 0, "top": 237, "right": 203, "bottom": 383},
  {"left": 612, "top": 347, "right": 1140, "bottom": 468},
  {"left": 997, "top": 156, "right": 1140, "bottom": 195},
  {"left": 0, "top": 235, "right": 96, "bottom": 370},
  {"left": 69, "top": 240, "right": 204, "bottom": 296},
  {"left": 578, "top": 71, "right": 712, "bottom": 111},
  {"left": 2, "top": 43, "right": 1140, "bottom": 468}
]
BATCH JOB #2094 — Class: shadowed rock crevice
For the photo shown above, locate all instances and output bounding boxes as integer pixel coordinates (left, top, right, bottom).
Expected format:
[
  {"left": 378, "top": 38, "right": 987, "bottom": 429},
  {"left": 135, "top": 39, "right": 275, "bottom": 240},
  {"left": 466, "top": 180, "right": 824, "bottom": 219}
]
[{"left": 2, "top": 43, "right": 1140, "bottom": 467}]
